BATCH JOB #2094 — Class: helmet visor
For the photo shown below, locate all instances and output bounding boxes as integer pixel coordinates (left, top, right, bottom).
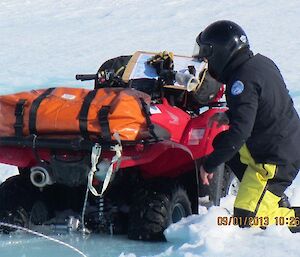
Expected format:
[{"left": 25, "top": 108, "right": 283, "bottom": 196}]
[
  {"left": 192, "top": 32, "right": 213, "bottom": 60},
  {"left": 192, "top": 43, "right": 201, "bottom": 59}
]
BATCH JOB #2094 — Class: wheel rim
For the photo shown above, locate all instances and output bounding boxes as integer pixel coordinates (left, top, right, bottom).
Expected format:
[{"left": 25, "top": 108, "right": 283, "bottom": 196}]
[
  {"left": 172, "top": 203, "right": 186, "bottom": 223},
  {"left": 227, "top": 176, "right": 240, "bottom": 196}
]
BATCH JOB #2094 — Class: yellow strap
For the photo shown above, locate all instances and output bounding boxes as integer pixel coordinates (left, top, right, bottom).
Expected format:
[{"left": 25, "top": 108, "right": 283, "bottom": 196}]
[
  {"left": 194, "top": 66, "right": 208, "bottom": 92},
  {"left": 115, "top": 66, "right": 125, "bottom": 76}
]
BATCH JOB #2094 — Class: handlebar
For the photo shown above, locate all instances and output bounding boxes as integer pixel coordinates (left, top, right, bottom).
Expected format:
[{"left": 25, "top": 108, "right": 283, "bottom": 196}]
[{"left": 75, "top": 74, "right": 98, "bottom": 81}]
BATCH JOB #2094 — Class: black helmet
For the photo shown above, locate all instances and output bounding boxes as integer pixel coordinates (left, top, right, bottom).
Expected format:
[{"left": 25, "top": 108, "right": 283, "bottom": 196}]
[{"left": 193, "top": 20, "right": 249, "bottom": 81}]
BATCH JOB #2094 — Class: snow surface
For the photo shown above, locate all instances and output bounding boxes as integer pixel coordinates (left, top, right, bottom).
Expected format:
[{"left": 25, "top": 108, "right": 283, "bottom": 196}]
[{"left": 0, "top": 0, "right": 300, "bottom": 256}]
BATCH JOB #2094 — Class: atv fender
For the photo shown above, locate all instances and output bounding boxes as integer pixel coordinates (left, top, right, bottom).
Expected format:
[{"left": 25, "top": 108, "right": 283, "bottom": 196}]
[{"left": 120, "top": 140, "right": 194, "bottom": 178}]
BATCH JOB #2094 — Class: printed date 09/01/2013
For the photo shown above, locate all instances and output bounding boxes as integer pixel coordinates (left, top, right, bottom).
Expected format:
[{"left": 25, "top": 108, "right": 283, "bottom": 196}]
[{"left": 217, "top": 216, "right": 300, "bottom": 226}]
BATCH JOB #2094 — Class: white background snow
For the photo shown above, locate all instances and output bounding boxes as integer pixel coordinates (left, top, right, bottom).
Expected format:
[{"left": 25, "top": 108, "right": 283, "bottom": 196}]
[{"left": 0, "top": 0, "right": 300, "bottom": 256}]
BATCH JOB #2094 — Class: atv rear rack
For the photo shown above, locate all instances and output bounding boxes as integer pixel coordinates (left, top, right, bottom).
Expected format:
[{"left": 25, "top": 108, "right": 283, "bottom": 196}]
[{"left": 0, "top": 135, "right": 151, "bottom": 152}]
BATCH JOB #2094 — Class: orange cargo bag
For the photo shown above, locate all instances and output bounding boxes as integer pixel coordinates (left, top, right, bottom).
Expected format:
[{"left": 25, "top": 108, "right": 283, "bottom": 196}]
[{"left": 0, "top": 87, "right": 151, "bottom": 141}]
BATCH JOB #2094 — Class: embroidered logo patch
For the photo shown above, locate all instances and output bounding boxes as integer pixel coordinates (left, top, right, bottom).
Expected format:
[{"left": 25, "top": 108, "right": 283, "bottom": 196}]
[
  {"left": 240, "top": 35, "right": 247, "bottom": 43},
  {"left": 231, "top": 81, "right": 244, "bottom": 95}
]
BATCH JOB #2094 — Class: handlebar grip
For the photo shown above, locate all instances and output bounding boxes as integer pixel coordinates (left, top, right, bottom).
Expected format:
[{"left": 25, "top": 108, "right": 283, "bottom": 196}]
[{"left": 75, "top": 74, "right": 98, "bottom": 81}]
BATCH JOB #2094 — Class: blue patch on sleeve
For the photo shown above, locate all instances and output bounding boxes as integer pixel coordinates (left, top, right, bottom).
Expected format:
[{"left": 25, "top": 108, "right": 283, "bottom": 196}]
[{"left": 231, "top": 81, "right": 244, "bottom": 95}]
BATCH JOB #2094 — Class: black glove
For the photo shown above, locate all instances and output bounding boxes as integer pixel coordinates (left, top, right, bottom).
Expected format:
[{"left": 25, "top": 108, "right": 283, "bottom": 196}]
[
  {"left": 159, "top": 69, "right": 176, "bottom": 85},
  {"left": 147, "top": 51, "right": 174, "bottom": 75}
]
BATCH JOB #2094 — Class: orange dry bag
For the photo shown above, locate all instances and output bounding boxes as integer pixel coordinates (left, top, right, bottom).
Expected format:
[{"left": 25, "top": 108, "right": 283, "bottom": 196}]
[{"left": 0, "top": 87, "right": 151, "bottom": 141}]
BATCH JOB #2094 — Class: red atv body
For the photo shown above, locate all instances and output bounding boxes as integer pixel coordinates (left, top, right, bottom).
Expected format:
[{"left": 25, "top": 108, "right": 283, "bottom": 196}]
[
  {"left": 0, "top": 95, "right": 228, "bottom": 240},
  {"left": 0, "top": 55, "right": 230, "bottom": 240},
  {"left": 0, "top": 97, "right": 227, "bottom": 176}
]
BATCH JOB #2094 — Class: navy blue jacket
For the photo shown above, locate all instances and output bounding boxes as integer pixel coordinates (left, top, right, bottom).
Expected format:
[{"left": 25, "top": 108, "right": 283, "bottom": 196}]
[{"left": 203, "top": 50, "right": 300, "bottom": 172}]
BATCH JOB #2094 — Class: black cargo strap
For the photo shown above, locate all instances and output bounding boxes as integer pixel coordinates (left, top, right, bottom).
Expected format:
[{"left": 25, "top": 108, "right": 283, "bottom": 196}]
[
  {"left": 79, "top": 90, "right": 98, "bottom": 138},
  {"left": 29, "top": 88, "right": 55, "bottom": 135},
  {"left": 140, "top": 98, "right": 158, "bottom": 141},
  {"left": 14, "top": 99, "right": 27, "bottom": 137},
  {"left": 98, "top": 106, "right": 111, "bottom": 141}
]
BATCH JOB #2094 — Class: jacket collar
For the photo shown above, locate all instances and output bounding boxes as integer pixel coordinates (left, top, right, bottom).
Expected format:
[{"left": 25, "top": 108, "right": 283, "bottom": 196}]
[{"left": 219, "top": 49, "right": 254, "bottom": 84}]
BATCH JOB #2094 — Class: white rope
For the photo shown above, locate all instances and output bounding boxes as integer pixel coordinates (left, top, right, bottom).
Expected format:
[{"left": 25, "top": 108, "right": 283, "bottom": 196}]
[
  {"left": 81, "top": 186, "right": 90, "bottom": 234},
  {"left": 87, "top": 143, "right": 102, "bottom": 197},
  {"left": 100, "top": 143, "right": 122, "bottom": 196},
  {"left": 0, "top": 222, "right": 88, "bottom": 257},
  {"left": 81, "top": 133, "right": 123, "bottom": 234},
  {"left": 88, "top": 133, "right": 122, "bottom": 197}
]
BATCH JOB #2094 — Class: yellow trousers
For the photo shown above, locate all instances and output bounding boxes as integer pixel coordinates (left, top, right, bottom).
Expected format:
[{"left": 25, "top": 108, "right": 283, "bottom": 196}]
[{"left": 234, "top": 145, "right": 296, "bottom": 227}]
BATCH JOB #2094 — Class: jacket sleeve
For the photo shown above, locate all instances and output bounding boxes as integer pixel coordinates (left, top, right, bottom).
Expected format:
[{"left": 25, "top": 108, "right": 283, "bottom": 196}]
[{"left": 203, "top": 80, "right": 259, "bottom": 173}]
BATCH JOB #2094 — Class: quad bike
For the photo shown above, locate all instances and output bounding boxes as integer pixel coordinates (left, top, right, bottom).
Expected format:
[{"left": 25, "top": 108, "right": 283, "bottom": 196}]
[{"left": 0, "top": 52, "right": 234, "bottom": 241}]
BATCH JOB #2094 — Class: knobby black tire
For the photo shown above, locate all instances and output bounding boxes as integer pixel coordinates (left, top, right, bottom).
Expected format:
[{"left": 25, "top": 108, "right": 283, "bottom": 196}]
[
  {"left": 0, "top": 175, "right": 49, "bottom": 233},
  {"left": 128, "top": 181, "right": 192, "bottom": 241},
  {"left": 208, "top": 163, "right": 239, "bottom": 206}
]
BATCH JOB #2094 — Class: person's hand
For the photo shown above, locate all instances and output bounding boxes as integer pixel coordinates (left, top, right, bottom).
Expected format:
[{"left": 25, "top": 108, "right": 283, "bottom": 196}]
[
  {"left": 200, "top": 165, "right": 214, "bottom": 185},
  {"left": 208, "top": 112, "right": 229, "bottom": 128}
]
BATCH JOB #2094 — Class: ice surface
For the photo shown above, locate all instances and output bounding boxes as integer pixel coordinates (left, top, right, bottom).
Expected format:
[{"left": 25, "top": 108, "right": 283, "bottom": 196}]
[{"left": 0, "top": 0, "right": 300, "bottom": 256}]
